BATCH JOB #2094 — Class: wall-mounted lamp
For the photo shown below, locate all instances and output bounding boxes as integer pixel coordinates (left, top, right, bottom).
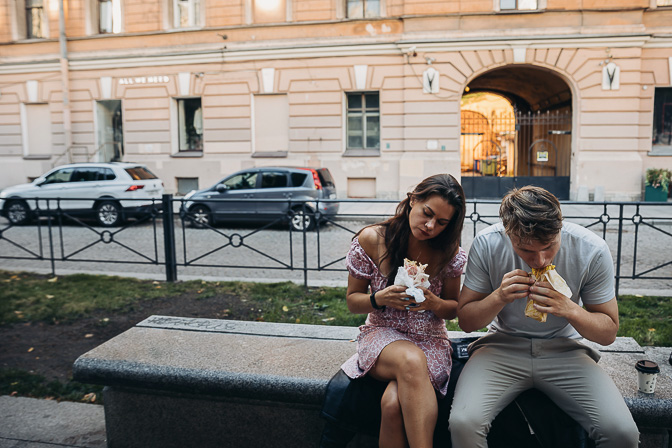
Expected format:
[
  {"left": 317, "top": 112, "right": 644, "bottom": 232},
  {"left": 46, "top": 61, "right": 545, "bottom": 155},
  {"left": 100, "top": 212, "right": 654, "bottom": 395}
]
[
  {"left": 464, "top": 86, "right": 470, "bottom": 92},
  {"left": 406, "top": 46, "right": 417, "bottom": 57},
  {"left": 425, "top": 56, "right": 436, "bottom": 65}
]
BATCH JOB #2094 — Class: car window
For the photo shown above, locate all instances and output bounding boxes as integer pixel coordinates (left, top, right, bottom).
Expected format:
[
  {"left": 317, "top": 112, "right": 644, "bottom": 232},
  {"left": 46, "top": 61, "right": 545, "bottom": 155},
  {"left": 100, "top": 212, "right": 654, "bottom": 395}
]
[
  {"left": 317, "top": 169, "right": 335, "bottom": 187},
  {"left": 222, "top": 172, "right": 258, "bottom": 190},
  {"left": 71, "top": 168, "right": 101, "bottom": 182},
  {"left": 125, "top": 167, "right": 158, "bottom": 180},
  {"left": 43, "top": 168, "right": 74, "bottom": 184},
  {"left": 260, "top": 172, "right": 288, "bottom": 189},
  {"left": 100, "top": 168, "right": 116, "bottom": 181},
  {"left": 290, "top": 172, "right": 308, "bottom": 187}
]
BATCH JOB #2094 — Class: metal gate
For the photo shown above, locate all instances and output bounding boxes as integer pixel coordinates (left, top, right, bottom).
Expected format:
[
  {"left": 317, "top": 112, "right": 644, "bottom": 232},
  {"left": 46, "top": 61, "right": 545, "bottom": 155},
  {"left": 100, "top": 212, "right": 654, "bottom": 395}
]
[{"left": 461, "top": 110, "right": 572, "bottom": 199}]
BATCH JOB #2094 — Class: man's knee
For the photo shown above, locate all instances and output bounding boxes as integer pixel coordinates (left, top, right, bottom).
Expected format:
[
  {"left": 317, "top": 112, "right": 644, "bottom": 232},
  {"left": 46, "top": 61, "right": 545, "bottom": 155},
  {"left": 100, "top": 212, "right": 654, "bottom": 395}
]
[{"left": 592, "top": 416, "right": 639, "bottom": 448}]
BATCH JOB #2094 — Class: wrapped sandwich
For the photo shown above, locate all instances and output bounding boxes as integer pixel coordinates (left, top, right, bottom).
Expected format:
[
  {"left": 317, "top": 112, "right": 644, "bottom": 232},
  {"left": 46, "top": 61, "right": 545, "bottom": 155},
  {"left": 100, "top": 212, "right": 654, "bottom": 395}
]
[
  {"left": 524, "top": 265, "right": 572, "bottom": 323},
  {"left": 394, "top": 258, "right": 430, "bottom": 304}
]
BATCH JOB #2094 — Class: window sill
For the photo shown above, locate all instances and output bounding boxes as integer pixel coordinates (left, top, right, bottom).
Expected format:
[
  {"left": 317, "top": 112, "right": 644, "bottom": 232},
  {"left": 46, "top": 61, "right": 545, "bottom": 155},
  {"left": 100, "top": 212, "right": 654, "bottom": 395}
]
[
  {"left": 23, "top": 155, "right": 52, "bottom": 160},
  {"left": 252, "top": 151, "right": 288, "bottom": 158},
  {"left": 343, "top": 149, "right": 381, "bottom": 157},
  {"left": 648, "top": 146, "right": 672, "bottom": 156},
  {"left": 496, "top": 9, "right": 543, "bottom": 13},
  {"left": 171, "top": 151, "right": 203, "bottom": 158}
]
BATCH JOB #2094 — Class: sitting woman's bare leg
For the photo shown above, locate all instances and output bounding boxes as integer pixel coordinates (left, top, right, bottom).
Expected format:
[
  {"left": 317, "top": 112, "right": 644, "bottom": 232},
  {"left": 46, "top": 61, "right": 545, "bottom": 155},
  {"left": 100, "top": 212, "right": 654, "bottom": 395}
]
[
  {"left": 370, "top": 341, "right": 437, "bottom": 448},
  {"left": 379, "top": 380, "right": 408, "bottom": 448}
]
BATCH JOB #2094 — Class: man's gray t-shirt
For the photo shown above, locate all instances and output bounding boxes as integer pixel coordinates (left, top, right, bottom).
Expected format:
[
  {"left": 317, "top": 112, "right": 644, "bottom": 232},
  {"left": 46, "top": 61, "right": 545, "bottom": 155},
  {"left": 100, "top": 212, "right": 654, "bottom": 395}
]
[{"left": 463, "top": 221, "right": 615, "bottom": 339}]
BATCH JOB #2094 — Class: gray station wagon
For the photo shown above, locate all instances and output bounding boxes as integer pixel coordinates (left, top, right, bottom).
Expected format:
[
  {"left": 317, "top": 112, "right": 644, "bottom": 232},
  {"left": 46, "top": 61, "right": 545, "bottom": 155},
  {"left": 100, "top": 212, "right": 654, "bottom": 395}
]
[{"left": 181, "top": 167, "right": 338, "bottom": 231}]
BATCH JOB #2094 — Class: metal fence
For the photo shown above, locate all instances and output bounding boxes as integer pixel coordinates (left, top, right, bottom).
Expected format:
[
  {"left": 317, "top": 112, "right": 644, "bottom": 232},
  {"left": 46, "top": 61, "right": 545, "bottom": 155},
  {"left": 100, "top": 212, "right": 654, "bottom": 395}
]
[{"left": 1, "top": 195, "right": 671, "bottom": 296}]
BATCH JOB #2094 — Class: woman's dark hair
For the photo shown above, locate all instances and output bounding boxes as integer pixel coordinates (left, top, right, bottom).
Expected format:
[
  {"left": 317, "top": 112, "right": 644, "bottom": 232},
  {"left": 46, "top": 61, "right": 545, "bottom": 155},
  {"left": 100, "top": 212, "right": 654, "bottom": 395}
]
[{"left": 356, "top": 173, "right": 466, "bottom": 285}]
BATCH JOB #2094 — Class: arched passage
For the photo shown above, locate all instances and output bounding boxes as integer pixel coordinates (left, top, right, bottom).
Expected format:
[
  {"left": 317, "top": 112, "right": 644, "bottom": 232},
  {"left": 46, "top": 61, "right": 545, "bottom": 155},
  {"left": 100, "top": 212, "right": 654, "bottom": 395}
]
[{"left": 460, "top": 65, "right": 573, "bottom": 199}]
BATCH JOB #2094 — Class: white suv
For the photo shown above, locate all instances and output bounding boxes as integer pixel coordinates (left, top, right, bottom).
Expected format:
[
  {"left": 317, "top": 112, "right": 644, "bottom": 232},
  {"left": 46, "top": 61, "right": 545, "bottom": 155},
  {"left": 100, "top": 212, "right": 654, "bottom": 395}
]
[{"left": 0, "top": 162, "right": 164, "bottom": 227}]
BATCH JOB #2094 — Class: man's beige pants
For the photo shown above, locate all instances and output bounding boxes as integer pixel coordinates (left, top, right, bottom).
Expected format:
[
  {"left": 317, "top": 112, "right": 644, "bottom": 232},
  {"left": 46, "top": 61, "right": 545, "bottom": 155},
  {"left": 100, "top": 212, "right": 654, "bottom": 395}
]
[{"left": 449, "top": 332, "right": 639, "bottom": 448}]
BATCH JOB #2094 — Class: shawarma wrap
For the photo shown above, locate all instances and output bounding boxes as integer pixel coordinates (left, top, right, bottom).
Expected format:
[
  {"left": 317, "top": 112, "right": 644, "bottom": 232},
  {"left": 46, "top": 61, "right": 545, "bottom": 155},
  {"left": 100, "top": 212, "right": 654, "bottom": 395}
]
[{"left": 524, "top": 265, "right": 572, "bottom": 323}]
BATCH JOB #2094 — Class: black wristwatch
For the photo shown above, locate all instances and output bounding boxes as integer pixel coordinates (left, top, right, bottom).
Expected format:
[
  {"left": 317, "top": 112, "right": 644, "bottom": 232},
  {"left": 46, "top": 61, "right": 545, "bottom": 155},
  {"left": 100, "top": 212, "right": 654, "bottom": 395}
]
[{"left": 370, "top": 291, "right": 385, "bottom": 310}]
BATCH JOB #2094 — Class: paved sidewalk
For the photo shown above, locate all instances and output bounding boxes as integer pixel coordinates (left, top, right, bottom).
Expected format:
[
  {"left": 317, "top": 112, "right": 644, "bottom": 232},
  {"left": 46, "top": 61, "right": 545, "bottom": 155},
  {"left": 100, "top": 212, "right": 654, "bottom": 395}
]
[{"left": 0, "top": 396, "right": 106, "bottom": 448}]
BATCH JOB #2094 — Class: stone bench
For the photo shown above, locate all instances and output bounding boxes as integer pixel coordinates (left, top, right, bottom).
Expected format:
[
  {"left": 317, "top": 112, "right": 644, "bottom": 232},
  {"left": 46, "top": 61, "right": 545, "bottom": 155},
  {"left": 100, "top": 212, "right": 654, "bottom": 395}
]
[{"left": 72, "top": 315, "right": 672, "bottom": 448}]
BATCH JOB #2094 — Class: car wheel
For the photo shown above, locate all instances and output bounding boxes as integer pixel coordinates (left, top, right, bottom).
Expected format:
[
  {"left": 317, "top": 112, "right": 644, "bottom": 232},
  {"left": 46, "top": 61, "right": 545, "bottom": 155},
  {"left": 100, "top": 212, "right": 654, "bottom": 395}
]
[
  {"left": 290, "top": 207, "right": 316, "bottom": 232},
  {"left": 96, "top": 201, "right": 122, "bottom": 227},
  {"left": 189, "top": 205, "right": 212, "bottom": 228},
  {"left": 6, "top": 200, "right": 31, "bottom": 225}
]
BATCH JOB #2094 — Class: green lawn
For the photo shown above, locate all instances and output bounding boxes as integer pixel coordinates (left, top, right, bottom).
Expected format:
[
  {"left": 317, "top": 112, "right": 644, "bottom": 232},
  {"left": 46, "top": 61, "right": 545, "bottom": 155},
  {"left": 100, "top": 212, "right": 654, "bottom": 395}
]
[{"left": 0, "top": 270, "right": 669, "bottom": 403}]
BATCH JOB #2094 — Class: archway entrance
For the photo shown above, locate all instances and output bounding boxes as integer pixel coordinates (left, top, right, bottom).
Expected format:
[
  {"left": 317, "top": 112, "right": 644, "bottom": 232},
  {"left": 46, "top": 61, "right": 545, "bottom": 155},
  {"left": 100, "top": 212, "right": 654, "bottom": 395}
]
[{"left": 460, "top": 66, "right": 572, "bottom": 199}]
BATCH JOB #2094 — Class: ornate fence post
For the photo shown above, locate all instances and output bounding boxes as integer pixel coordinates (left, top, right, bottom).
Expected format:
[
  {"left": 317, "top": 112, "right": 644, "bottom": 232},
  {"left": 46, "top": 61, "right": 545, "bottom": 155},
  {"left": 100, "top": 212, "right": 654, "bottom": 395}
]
[{"left": 162, "top": 194, "right": 178, "bottom": 282}]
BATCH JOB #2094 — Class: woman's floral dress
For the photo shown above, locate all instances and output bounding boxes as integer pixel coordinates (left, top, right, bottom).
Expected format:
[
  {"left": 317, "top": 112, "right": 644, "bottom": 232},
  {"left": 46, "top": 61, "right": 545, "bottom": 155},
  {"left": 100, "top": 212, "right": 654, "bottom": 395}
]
[{"left": 341, "top": 237, "right": 467, "bottom": 397}]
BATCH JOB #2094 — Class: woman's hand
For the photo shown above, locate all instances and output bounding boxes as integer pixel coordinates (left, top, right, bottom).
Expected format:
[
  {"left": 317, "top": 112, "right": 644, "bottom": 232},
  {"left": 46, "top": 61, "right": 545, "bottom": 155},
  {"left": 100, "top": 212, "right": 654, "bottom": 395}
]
[
  {"left": 414, "top": 287, "right": 442, "bottom": 312},
  {"left": 374, "top": 285, "right": 414, "bottom": 311}
]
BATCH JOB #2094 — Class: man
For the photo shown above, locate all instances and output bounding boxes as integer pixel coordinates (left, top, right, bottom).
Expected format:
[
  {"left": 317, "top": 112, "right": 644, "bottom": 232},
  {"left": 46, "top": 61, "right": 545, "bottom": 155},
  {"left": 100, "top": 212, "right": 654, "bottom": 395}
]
[{"left": 449, "top": 186, "right": 639, "bottom": 448}]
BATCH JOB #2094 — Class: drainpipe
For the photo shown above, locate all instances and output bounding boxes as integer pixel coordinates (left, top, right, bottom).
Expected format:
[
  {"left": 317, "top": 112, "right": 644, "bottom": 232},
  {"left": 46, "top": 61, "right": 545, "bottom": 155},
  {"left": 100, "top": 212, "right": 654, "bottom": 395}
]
[{"left": 58, "top": 0, "right": 73, "bottom": 163}]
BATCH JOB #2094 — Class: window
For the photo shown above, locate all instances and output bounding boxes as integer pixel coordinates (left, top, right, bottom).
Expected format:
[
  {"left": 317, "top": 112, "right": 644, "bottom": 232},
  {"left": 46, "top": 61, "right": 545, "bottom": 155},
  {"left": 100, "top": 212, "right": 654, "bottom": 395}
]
[
  {"left": 44, "top": 168, "right": 74, "bottom": 184},
  {"left": 98, "top": 0, "right": 122, "bottom": 34},
  {"left": 174, "top": 0, "right": 200, "bottom": 27},
  {"left": 653, "top": 88, "right": 672, "bottom": 151},
  {"left": 177, "top": 98, "right": 203, "bottom": 152},
  {"left": 657, "top": 0, "right": 672, "bottom": 6},
  {"left": 346, "top": 0, "right": 380, "bottom": 18},
  {"left": 176, "top": 177, "right": 199, "bottom": 195},
  {"left": 26, "top": 0, "right": 46, "bottom": 38},
  {"left": 125, "top": 167, "right": 158, "bottom": 180},
  {"left": 346, "top": 92, "right": 380, "bottom": 151},
  {"left": 254, "top": 95, "right": 288, "bottom": 154},
  {"left": 500, "top": 0, "right": 537, "bottom": 10},
  {"left": 291, "top": 172, "right": 308, "bottom": 187},
  {"left": 253, "top": 0, "right": 287, "bottom": 23},
  {"left": 222, "top": 172, "right": 258, "bottom": 190},
  {"left": 260, "top": 171, "right": 288, "bottom": 189},
  {"left": 71, "top": 168, "right": 102, "bottom": 182}
]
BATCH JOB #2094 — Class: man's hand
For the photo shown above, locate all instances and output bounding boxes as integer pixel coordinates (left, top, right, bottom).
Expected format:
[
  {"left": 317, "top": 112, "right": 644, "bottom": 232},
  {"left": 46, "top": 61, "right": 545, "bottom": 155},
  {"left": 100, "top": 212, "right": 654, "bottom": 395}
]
[
  {"left": 494, "top": 269, "right": 534, "bottom": 305},
  {"left": 528, "top": 280, "right": 579, "bottom": 319}
]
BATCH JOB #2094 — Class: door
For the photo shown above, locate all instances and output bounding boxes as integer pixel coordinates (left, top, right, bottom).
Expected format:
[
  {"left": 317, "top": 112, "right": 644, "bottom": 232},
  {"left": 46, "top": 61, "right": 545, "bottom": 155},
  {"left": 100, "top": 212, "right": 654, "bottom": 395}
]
[
  {"left": 257, "top": 170, "right": 291, "bottom": 221},
  {"left": 206, "top": 171, "right": 259, "bottom": 222},
  {"left": 96, "top": 100, "right": 123, "bottom": 162},
  {"left": 34, "top": 167, "right": 75, "bottom": 210}
]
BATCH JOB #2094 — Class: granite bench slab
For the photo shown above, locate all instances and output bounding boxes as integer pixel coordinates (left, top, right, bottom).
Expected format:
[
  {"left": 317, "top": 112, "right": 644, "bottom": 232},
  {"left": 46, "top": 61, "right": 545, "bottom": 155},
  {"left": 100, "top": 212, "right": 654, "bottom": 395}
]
[{"left": 72, "top": 315, "right": 672, "bottom": 448}]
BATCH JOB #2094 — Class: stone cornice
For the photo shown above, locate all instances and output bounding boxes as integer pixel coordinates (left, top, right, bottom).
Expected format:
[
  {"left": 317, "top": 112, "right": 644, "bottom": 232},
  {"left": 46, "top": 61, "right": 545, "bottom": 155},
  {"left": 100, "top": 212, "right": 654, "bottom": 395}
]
[{"left": 0, "top": 33, "right": 663, "bottom": 74}]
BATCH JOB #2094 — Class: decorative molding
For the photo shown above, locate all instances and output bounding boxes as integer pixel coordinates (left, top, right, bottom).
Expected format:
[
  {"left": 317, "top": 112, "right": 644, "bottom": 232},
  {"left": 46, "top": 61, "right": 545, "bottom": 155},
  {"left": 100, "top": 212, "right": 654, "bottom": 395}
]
[
  {"left": 26, "top": 80, "right": 38, "bottom": 102},
  {"left": 513, "top": 47, "right": 527, "bottom": 63},
  {"left": 178, "top": 72, "right": 191, "bottom": 96},
  {"left": 0, "top": 34, "right": 654, "bottom": 74},
  {"left": 100, "top": 76, "right": 112, "bottom": 99},
  {"left": 423, "top": 67, "right": 439, "bottom": 93},
  {"left": 354, "top": 65, "right": 367, "bottom": 90},
  {"left": 261, "top": 67, "right": 275, "bottom": 93},
  {"left": 602, "top": 62, "right": 620, "bottom": 90}
]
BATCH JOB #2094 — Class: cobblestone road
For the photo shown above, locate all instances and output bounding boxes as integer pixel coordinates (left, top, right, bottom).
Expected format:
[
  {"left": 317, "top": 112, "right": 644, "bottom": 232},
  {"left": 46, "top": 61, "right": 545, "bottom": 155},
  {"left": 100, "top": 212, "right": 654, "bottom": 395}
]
[{"left": 1, "top": 201, "right": 671, "bottom": 294}]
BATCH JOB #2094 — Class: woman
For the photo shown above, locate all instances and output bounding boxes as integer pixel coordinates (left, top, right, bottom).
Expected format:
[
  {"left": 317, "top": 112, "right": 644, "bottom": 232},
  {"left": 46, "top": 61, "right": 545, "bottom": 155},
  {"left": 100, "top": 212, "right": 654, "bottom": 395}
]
[{"left": 341, "top": 174, "right": 467, "bottom": 448}]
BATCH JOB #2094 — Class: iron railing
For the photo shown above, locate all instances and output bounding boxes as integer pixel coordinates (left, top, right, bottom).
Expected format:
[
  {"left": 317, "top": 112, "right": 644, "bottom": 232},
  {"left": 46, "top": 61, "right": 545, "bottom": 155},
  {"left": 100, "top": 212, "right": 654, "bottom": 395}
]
[{"left": 1, "top": 195, "right": 671, "bottom": 296}]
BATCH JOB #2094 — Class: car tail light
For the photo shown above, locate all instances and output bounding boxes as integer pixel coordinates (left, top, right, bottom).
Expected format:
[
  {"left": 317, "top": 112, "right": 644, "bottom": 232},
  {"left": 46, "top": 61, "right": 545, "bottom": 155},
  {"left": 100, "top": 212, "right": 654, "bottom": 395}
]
[
  {"left": 126, "top": 185, "right": 145, "bottom": 192},
  {"left": 310, "top": 169, "right": 322, "bottom": 190}
]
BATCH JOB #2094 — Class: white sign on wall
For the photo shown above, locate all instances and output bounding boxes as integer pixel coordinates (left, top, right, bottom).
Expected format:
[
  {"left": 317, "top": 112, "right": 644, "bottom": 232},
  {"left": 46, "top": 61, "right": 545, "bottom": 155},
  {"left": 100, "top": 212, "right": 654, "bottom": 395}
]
[{"left": 119, "top": 76, "right": 170, "bottom": 85}]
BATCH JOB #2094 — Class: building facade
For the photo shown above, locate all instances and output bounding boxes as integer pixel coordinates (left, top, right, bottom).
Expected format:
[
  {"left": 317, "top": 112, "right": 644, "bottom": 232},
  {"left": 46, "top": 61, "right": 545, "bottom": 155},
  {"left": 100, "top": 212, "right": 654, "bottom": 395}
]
[{"left": 1, "top": 0, "right": 672, "bottom": 200}]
